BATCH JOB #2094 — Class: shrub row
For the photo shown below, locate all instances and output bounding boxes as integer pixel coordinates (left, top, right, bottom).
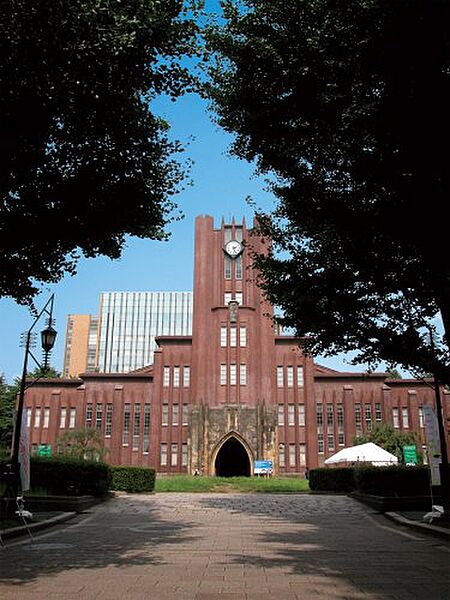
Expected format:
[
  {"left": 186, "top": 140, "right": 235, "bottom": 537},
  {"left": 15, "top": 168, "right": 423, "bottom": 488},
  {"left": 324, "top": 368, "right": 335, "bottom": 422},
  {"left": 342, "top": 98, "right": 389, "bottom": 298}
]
[
  {"left": 309, "top": 465, "right": 431, "bottom": 497},
  {"left": 0, "top": 457, "right": 155, "bottom": 496},
  {"left": 110, "top": 465, "right": 155, "bottom": 493}
]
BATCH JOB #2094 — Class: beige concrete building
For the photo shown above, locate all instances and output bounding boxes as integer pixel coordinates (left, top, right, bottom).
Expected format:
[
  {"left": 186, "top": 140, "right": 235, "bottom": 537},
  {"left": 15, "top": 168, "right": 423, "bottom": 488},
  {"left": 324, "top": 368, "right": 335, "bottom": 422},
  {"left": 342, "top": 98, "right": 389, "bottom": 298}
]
[{"left": 62, "top": 314, "right": 98, "bottom": 377}]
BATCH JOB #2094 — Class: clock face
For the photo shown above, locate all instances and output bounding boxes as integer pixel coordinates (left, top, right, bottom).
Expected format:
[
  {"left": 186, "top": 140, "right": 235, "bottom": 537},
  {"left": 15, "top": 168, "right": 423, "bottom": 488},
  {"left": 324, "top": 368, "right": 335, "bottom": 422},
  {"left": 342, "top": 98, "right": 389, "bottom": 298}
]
[{"left": 225, "top": 240, "right": 243, "bottom": 258}]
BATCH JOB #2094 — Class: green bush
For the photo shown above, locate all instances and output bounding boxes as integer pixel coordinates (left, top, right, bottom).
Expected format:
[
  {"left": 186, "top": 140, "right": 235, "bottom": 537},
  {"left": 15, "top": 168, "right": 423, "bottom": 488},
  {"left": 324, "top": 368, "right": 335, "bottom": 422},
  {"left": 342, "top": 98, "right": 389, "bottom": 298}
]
[
  {"left": 109, "top": 465, "right": 155, "bottom": 493},
  {"left": 309, "top": 467, "right": 356, "bottom": 492},
  {"left": 353, "top": 465, "right": 430, "bottom": 497},
  {"left": 30, "top": 457, "right": 110, "bottom": 496},
  {"left": 309, "top": 465, "right": 431, "bottom": 496}
]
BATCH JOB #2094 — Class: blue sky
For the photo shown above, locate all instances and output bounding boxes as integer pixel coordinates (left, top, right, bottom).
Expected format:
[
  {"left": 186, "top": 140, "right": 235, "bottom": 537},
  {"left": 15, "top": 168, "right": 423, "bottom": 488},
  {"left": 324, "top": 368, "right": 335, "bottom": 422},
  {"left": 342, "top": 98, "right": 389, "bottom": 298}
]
[{"left": 0, "top": 92, "right": 381, "bottom": 381}]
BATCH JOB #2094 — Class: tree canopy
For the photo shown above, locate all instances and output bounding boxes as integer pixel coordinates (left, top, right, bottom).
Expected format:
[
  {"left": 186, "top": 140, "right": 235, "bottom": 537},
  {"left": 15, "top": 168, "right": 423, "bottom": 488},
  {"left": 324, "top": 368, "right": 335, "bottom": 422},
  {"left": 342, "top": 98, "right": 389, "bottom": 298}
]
[
  {"left": 206, "top": 0, "right": 450, "bottom": 383},
  {"left": 0, "top": 0, "right": 200, "bottom": 304},
  {"left": 354, "top": 424, "right": 421, "bottom": 464}
]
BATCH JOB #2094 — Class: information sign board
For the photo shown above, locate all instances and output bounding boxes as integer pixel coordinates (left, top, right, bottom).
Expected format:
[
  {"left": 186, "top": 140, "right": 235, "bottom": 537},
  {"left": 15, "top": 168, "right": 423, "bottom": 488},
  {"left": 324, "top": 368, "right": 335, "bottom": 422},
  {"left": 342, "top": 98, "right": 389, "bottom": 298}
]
[
  {"left": 38, "top": 444, "right": 51, "bottom": 457},
  {"left": 254, "top": 460, "right": 273, "bottom": 475},
  {"left": 402, "top": 445, "right": 418, "bottom": 465}
]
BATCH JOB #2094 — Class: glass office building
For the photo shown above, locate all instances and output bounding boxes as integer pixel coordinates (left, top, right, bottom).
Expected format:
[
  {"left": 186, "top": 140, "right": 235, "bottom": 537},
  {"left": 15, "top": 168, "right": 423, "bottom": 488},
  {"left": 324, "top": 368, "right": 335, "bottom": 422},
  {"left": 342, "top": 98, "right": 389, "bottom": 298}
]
[{"left": 97, "top": 292, "right": 193, "bottom": 373}]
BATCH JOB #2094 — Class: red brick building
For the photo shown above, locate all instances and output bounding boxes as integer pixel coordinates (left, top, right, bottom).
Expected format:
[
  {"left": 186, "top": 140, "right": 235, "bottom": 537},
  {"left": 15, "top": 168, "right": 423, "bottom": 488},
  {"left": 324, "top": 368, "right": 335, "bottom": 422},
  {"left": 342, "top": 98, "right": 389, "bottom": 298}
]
[{"left": 24, "top": 216, "right": 450, "bottom": 475}]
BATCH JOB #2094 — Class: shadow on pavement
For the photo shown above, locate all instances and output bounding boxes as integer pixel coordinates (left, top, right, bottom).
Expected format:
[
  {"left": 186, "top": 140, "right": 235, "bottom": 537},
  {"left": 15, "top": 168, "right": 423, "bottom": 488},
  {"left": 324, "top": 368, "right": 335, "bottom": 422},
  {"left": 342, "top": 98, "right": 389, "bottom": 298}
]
[{"left": 0, "top": 494, "right": 197, "bottom": 586}]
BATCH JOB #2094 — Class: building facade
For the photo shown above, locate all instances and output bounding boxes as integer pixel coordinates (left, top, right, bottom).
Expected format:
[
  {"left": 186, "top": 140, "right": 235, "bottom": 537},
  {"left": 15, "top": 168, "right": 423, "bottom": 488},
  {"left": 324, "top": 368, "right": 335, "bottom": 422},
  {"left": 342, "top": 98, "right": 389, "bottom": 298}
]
[
  {"left": 63, "top": 291, "right": 193, "bottom": 376},
  {"left": 26, "top": 216, "right": 450, "bottom": 475}
]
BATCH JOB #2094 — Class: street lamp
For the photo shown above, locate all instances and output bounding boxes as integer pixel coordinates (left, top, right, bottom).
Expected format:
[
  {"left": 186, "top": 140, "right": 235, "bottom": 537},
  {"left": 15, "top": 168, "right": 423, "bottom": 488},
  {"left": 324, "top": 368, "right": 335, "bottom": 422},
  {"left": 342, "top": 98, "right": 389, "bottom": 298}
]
[{"left": 8, "top": 294, "right": 57, "bottom": 506}]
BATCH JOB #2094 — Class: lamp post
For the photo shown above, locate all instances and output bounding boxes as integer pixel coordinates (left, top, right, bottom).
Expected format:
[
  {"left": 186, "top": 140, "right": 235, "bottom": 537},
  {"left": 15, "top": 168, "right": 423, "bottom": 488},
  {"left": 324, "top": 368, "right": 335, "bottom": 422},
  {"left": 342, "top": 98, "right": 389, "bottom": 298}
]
[{"left": 10, "top": 294, "right": 57, "bottom": 503}]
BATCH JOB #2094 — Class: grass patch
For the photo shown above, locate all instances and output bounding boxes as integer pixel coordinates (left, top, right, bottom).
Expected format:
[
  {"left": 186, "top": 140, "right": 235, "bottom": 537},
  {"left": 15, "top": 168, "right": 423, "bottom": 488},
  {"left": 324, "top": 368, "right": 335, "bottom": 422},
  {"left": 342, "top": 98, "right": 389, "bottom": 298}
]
[{"left": 155, "top": 476, "right": 310, "bottom": 493}]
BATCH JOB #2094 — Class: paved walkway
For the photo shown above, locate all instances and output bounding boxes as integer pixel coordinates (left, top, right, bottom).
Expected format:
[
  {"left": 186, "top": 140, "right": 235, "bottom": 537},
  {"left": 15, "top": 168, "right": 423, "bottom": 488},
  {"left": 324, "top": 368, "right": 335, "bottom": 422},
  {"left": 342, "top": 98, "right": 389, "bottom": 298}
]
[{"left": 0, "top": 493, "right": 449, "bottom": 599}]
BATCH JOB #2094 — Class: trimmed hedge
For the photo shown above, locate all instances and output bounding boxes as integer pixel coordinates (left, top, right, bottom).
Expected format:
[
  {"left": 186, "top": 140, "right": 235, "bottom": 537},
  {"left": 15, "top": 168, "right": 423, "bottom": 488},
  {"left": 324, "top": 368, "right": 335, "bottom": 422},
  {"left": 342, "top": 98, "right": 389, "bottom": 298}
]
[
  {"left": 353, "top": 465, "right": 429, "bottom": 497},
  {"left": 309, "top": 467, "right": 356, "bottom": 493},
  {"left": 30, "top": 457, "right": 110, "bottom": 497},
  {"left": 109, "top": 465, "right": 155, "bottom": 493},
  {"left": 0, "top": 458, "right": 155, "bottom": 496},
  {"left": 309, "top": 465, "right": 431, "bottom": 497}
]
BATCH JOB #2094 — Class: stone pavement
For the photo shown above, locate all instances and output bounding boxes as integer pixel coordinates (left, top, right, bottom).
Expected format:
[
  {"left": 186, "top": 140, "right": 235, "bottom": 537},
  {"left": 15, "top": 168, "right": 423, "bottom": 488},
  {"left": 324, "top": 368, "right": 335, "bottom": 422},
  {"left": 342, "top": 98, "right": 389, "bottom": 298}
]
[{"left": 0, "top": 493, "right": 449, "bottom": 599}]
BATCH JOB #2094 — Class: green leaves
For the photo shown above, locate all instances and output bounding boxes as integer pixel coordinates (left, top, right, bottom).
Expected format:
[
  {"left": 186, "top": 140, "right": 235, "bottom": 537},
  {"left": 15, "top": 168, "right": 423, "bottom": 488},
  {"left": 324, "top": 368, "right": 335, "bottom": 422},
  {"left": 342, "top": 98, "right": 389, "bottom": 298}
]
[
  {"left": 0, "top": 0, "right": 200, "bottom": 304},
  {"left": 206, "top": 0, "right": 450, "bottom": 383}
]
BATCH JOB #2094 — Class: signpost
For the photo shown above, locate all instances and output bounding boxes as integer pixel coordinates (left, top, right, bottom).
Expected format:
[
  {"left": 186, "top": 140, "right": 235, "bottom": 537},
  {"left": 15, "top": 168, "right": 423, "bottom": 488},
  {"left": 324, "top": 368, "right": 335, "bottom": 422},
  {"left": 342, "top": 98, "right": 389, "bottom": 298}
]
[
  {"left": 254, "top": 460, "right": 273, "bottom": 476},
  {"left": 422, "top": 405, "right": 441, "bottom": 485},
  {"left": 402, "top": 445, "right": 418, "bottom": 466}
]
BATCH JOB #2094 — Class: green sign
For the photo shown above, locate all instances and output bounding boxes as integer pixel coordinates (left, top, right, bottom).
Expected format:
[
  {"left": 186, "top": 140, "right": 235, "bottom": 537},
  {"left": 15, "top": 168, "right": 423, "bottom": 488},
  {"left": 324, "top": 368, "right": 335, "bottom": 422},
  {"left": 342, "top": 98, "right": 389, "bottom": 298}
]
[
  {"left": 38, "top": 444, "right": 51, "bottom": 457},
  {"left": 402, "top": 445, "right": 418, "bottom": 465}
]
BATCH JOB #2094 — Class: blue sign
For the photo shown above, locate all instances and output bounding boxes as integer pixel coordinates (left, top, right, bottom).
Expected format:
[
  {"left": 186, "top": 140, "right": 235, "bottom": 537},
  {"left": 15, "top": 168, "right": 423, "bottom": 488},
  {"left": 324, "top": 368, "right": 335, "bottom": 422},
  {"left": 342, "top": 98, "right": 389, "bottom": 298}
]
[{"left": 254, "top": 460, "right": 273, "bottom": 475}]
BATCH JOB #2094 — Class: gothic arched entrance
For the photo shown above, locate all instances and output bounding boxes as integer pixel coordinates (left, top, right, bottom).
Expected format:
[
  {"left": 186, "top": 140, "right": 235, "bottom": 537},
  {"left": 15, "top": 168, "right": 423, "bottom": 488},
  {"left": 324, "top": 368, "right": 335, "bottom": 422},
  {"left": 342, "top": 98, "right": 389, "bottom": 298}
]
[{"left": 214, "top": 436, "right": 251, "bottom": 477}]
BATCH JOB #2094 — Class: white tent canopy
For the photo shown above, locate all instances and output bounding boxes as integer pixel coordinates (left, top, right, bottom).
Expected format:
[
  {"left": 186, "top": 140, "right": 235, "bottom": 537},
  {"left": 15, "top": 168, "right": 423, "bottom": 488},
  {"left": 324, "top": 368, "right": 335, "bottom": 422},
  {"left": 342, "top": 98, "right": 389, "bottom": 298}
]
[{"left": 324, "top": 442, "right": 398, "bottom": 467}]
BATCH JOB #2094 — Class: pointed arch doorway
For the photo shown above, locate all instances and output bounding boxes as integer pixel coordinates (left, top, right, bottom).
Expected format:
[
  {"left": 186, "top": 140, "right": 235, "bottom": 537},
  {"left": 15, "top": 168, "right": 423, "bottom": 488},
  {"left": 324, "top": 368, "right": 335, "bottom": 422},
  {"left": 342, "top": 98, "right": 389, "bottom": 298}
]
[{"left": 214, "top": 435, "right": 251, "bottom": 477}]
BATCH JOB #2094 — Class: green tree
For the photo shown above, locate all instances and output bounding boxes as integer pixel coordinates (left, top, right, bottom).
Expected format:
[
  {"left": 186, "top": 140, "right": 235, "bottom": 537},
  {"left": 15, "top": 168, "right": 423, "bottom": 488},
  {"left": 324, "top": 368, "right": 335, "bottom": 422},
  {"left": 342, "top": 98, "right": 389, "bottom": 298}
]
[
  {"left": 354, "top": 424, "right": 421, "bottom": 464},
  {"left": 0, "top": 367, "right": 61, "bottom": 452},
  {"left": 0, "top": 376, "right": 18, "bottom": 452},
  {"left": 206, "top": 1, "right": 450, "bottom": 383},
  {"left": 56, "top": 428, "right": 108, "bottom": 462},
  {"left": 0, "top": 0, "right": 200, "bottom": 304}
]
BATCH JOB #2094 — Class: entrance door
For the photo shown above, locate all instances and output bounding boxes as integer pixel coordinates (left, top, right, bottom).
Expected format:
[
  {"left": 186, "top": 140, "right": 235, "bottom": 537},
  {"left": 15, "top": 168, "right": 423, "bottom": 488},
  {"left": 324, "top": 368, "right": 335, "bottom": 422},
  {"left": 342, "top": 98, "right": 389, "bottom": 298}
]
[{"left": 215, "top": 437, "right": 251, "bottom": 477}]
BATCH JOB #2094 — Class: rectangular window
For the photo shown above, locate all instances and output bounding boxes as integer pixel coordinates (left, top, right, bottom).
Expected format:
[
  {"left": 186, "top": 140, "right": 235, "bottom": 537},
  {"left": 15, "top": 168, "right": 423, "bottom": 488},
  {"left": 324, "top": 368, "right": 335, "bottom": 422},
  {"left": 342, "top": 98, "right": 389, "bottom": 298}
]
[
  {"left": 96, "top": 403, "right": 103, "bottom": 430},
  {"left": 287, "top": 366, "right": 294, "bottom": 388},
  {"left": 133, "top": 404, "right": 141, "bottom": 450},
  {"left": 316, "top": 403, "right": 323, "bottom": 428},
  {"left": 173, "top": 367, "right": 180, "bottom": 388},
  {"left": 224, "top": 292, "right": 232, "bottom": 305},
  {"left": 328, "top": 432, "right": 335, "bottom": 451},
  {"left": 26, "top": 407, "right": 32, "bottom": 428},
  {"left": 299, "top": 443, "right": 306, "bottom": 466},
  {"left": 365, "top": 404, "right": 372, "bottom": 430},
  {"left": 171, "top": 443, "right": 178, "bottom": 466},
  {"left": 122, "top": 404, "right": 130, "bottom": 445},
  {"left": 183, "top": 365, "right": 190, "bottom": 387},
  {"left": 86, "top": 404, "right": 93, "bottom": 428},
  {"left": 402, "top": 407, "right": 409, "bottom": 428},
  {"left": 289, "top": 444, "right": 296, "bottom": 467},
  {"left": 235, "top": 292, "right": 243, "bottom": 305},
  {"left": 220, "top": 364, "right": 227, "bottom": 385},
  {"left": 160, "top": 443, "right": 168, "bottom": 466},
  {"left": 239, "top": 326, "right": 246, "bottom": 347},
  {"left": 288, "top": 404, "right": 295, "bottom": 426},
  {"left": 375, "top": 403, "right": 382, "bottom": 423},
  {"left": 337, "top": 404, "right": 344, "bottom": 446},
  {"left": 163, "top": 366, "right": 170, "bottom": 387},
  {"left": 182, "top": 443, "right": 188, "bottom": 466},
  {"left": 298, "top": 404, "right": 305, "bottom": 427},
  {"left": 225, "top": 255, "right": 232, "bottom": 280},
  {"left": 43, "top": 408, "right": 50, "bottom": 429},
  {"left": 327, "top": 404, "right": 334, "bottom": 427},
  {"left": 240, "top": 364, "right": 247, "bottom": 386},
  {"left": 162, "top": 403, "right": 169, "bottom": 426},
  {"left": 105, "top": 404, "right": 113, "bottom": 437},
  {"left": 143, "top": 404, "right": 150, "bottom": 453},
  {"left": 172, "top": 404, "right": 179, "bottom": 426},
  {"left": 278, "top": 404, "right": 284, "bottom": 426},
  {"left": 235, "top": 254, "right": 243, "bottom": 279},
  {"left": 419, "top": 406, "right": 424, "bottom": 428},
  {"left": 318, "top": 433, "right": 324, "bottom": 454},
  {"left": 230, "top": 364, "right": 237, "bottom": 385},
  {"left": 277, "top": 366, "right": 284, "bottom": 387},
  {"left": 355, "top": 404, "right": 362, "bottom": 434},
  {"left": 297, "top": 366, "right": 304, "bottom": 387},
  {"left": 59, "top": 407, "right": 66, "bottom": 429},
  {"left": 182, "top": 403, "right": 189, "bottom": 426},
  {"left": 392, "top": 407, "right": 399, "bottom": 428},
  {"left": 69, "top": 408, "right": 76, "bottom": 429},
  {"left": 220, "top": 327, "right": 227, "bottom": 347},
  {"left": 279, "top": 443, "right": 285, "bottom": 467},
  {"left": 230, "top": 327, "right": 237, "bottom": 347}
]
